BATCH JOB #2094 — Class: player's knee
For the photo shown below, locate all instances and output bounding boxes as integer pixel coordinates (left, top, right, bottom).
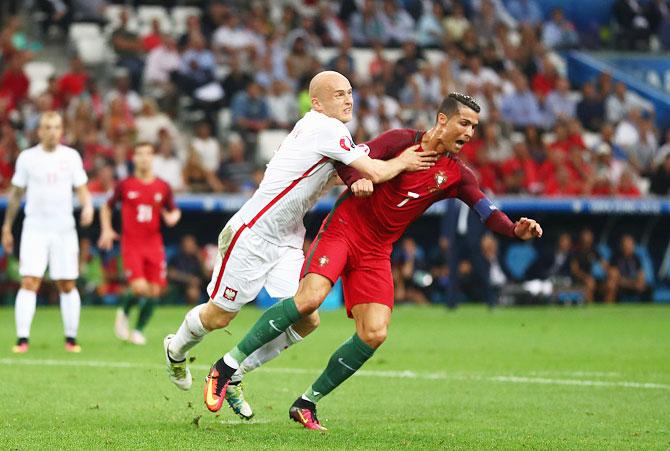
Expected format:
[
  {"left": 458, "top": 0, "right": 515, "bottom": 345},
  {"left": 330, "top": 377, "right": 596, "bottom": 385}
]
[
  {"left": 359, "top": 326, "right": 388, "bottom": 349},
  {"left": 296, "top": 282, "right": 331, "bottom": 314},
  {"left": 56, "top": 280, "right": 76, "bottom": 293},
  {"left": 200, "top": 302, "right": 234, "bottom": 330},
  {"left": 21, "top": 277, "right": 41, "bottom": 292}
]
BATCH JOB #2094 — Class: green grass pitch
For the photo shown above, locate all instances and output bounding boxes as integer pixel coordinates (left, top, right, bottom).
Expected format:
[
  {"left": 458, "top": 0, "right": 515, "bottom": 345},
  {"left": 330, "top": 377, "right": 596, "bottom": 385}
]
[{"left": 1, "top": 304, "right": 669, "bottom": 450}]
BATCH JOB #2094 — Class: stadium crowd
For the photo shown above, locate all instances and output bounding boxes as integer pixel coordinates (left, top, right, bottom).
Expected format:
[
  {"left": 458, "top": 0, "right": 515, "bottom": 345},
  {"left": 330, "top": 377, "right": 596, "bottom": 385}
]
[{"left": 0, "top": 0, "right": 668, "bottom": 306}]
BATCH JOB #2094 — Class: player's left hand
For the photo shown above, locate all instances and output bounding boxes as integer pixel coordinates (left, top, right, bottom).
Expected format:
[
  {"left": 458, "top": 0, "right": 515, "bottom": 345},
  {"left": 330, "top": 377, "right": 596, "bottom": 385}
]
[
  {"left": 80, "top": 205, "right": 94, "bottom": 227},
  {"left": 513, "top": 217, "right": 543, "bottom": 240},
  {"left": 162, "top": 209, "right": 182, "bottom": 227},
  {"left": 351, "top": 179, "right": 374, "bottom": 197}
]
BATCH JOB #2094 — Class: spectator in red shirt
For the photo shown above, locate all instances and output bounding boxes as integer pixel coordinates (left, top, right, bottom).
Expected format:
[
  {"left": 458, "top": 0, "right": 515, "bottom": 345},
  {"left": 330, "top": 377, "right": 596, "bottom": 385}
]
[
  {"left": 531, "top": 56, "right": 559, "bottom": 98},
  {"left": 500, "top": 135, "right": 541, "bottom": 193},
  {"left": 87, "top": 163, "right": 117, "bottom": 195},
  {"left": 142, "top": 18, "right": 163, "bottom": 52},
  {"left": 617, "top": 170, "right": 641, "bottom": 197},
  {"left": 57, "top": 56, "right": 89, "bottom": 107},
  {"left": 0, "top": 55, "right": 29, "bottom": 112}
]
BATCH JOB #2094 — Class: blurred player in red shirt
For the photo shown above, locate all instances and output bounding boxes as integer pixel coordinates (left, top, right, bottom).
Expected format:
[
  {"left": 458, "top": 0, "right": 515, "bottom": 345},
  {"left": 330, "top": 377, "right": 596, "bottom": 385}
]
[
  {"left": 211, "top": 93, "right": 543, "bottom": 430},
  {"left": 98, "top": 142, "right": 181, "bottom": 345}
]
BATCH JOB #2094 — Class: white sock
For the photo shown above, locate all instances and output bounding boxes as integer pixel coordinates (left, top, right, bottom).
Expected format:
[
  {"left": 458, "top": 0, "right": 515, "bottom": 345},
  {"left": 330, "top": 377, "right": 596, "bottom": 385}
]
[
  {"left": 230, "top": 326, "right": 303, "bottom": 383},
  {"left": 15, "top": 288, "right": 37, "bottom": 339},
  {"left": 60, "top": 289, "right": 81, "bottom": 338},
  {"left": 168, "top": 303, "right": 208, "bottom": 361}
]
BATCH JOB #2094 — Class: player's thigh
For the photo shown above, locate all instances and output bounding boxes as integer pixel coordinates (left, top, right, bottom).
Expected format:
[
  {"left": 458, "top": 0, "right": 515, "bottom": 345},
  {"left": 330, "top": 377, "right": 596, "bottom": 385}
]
[
  {"left": 265, "top": 246, "right": 303, "bottom": 299},
  {"left": 18, "top": 228, "right": 49, "bottom": 278},
  {"left": 207, "top": 227, "right": 273, "bottom": 312},
  {"left": 301, "top": 231, "right": 349, "bottom": 285},
  {"left": 143, "top": 246, "right": 167, "bottom": 288},
  {"left": 47, "top": 229, "right": 79, "bottom": 280},
  {"left": 342, "top": 259, "right": 394, "bottom": 318},
  {"left": 121, "top": 243, "right": 145, "bottom": 284}
]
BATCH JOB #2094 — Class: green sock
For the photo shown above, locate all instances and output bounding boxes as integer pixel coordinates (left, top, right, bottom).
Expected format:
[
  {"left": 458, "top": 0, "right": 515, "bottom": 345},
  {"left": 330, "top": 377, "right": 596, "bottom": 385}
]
[
  {"left": 303, "top": 333, "right": 375, "bottom": 403},
  {"left": 136, "top": 297, "right": 157, "bottom": 331},
  {"left": 122, "top": 293, "right": 138, "bottom": 316},
  {"left": 230, "top": 297, "right": 301, "bottom": 363}
]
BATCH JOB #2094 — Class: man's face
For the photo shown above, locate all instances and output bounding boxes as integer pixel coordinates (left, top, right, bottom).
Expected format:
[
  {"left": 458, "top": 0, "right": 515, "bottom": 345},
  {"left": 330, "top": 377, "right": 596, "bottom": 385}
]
[
  {"left": 314, "top": 77, "right": 353, "bottom": 123},
  {"left": 38, "top": 115, "right": 63, "bottom": 147},
  {"left": 133, "top": 145, "right": 154, "bottom": 172},
  {"left": 434, "top": 106, "right": 479, "bottom": 154}
]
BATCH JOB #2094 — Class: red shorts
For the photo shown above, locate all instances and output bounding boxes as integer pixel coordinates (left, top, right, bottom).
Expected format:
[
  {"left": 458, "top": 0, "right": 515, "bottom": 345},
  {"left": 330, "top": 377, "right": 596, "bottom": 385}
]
[
  {"left": 302, "top": 223, "right": 393, "bottom": 318},
  {"left": 121, "top": 240, "right": 166, "bottom": 287}
]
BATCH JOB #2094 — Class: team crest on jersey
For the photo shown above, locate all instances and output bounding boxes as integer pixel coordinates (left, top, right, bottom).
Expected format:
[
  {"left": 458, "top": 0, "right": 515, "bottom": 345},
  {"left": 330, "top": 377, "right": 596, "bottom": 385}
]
[
  {"left": 435, "top": 171, "right": 447, "bottom": 187},
  {"left": 318, "top": 256, "right": 329, "bottom": 267},
  {"left": 128, "top": 191, "right": 139, "bottom": 199},
  {"left": 339, "top": 136, "right": 353, "bottom": 151},
  {"left": 154, "top": 193, "right": 163, "bottom": 202},
  {"left": 223, "top": 286, "right": 238, "bottom": 302}
]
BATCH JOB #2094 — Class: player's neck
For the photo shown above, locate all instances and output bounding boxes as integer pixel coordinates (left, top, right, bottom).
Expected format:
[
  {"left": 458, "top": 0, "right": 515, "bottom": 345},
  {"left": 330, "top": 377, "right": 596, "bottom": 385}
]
[
  {"left": 421, "top": 128, "right": 447, "bottom": 155},
  {"left": 135, "top": 171, "right": 155, "bottom": 183},
  {"left": 41, "top": 143, "right": 57, "bottom": 152}
]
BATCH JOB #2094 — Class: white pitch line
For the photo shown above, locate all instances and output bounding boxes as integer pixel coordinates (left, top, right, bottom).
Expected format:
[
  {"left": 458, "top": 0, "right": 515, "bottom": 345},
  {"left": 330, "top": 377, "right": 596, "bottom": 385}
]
[{"left": 1, "top": 358, "right": 669, "bottom": 391}]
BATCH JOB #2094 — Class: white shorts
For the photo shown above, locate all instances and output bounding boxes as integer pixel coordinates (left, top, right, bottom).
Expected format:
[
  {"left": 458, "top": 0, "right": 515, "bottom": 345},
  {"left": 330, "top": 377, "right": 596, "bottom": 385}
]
[
  {"left": 19, "top": 227, "right": 79, "bottom": 280},
  {"left": 207, "top": 218, "right": 303, "bottom": 312}
]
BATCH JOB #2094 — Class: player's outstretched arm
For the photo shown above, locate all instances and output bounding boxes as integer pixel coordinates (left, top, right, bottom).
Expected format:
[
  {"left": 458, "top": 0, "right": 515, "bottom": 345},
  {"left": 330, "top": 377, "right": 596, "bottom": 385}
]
[
  {"left": 162, "top": 208, "right": 182, "bottom": 227},
  {"left": 75, "top": 185, "right": 94, "bottom": 226},
  {"left": 349, "top": 145, "right": 437, "bottom": 184},
  {"left": 1, "top": 185, "right": 25, "bottom": 254},
  {"left": 97, "top": 203, "right": 118, "bottom": 250}
]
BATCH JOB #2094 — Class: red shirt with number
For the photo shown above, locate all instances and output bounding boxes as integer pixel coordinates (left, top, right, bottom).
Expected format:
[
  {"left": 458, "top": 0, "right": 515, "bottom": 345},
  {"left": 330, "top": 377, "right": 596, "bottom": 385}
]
[{"left": 107, "top": 176, "right": 175, "bottom": 284}]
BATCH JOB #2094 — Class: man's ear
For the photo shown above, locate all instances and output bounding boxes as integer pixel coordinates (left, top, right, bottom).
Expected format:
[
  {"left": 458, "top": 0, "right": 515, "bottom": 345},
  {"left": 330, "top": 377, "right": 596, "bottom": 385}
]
[
  {"left": 437, "top": 112, "right": 449, "bottom": 124},
  {"left": 311, "top": 97, "right": 320, "bottom": 111}
]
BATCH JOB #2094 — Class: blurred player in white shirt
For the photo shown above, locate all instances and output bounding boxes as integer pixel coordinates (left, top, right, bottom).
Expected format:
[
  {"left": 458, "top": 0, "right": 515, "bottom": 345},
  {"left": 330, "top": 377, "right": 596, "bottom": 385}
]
[
  {"left": 163, "top": 71, "right": 437, "bottom": 418},
  {"left": 1, "top": 112, "right": 93, "bottom": 353}
]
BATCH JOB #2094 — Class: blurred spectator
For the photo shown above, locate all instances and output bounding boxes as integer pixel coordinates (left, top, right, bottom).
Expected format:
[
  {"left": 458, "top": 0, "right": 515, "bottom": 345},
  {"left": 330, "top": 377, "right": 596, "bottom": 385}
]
[
  {"left": 605, "top": 234, "right": 647, "bottom": 302},
  {"left": 378, "top": 0, "right": 415, "bottom": 46},
  {"left": 135, "top": 98, "right": 180, "bottom": 149},
  {"left": 230, "top": 81, "right": 270, "bottom": 145},
  {"left": 459, "top": 55, "right": 501, "bottom": 96},
  {"left": 0, "top": 55, "right": 29, "bottom": 113},
  {"left": 106, "top": 72, "right": 142, "bottom": 114},
  {"left": 416, "top": 1, "right": 446, "bottom": 48},
  {"left": 650, "top": 152, "right": 670, "bottom": 195},
  {"left": 168, "top": 235, "right": 207, "bottom": 305},
  {"left": 87, "top": 163, "right": 116, "bottom": 195},
  {"left": 576, "top": 81, "right": 605, "bottom": 132},
  {"left": 221, "top": 53, "right": 253, "bottom": 108},
  {"left": 143, "top": 32, "right": 180, "bottom": 104},
  {"left": 545, "top": 77, "right": 577, "bottom": 126},
  {"left": 36, "top": 0, "right": 70, "bottom": 37},
  {"left": 216, "top": 133, "right": 254, "bottom": 192},
  {"left": 612, "top": 0, "right": 652, "bottom": 50},
  {"left": 392, "top": 237, "right": 430, "bottom": 305},
  {"left": 349, "top": 0, "right": 387, "bottom": 46},
  {"left": 315, "top": 2, "right": 349, "bottom": 46},
  {"left": 212, "top": 11, "right": 261, "bottom": 61},
  {"left": 104, "top": 97, "right": 135, "bottom": 141},
  {"left": 480, "top": 234, "right": 507, "bottom": 307},
  {"left": 442, "top": 1, "right": 470, "bottom": 43},
  {"left": 500, "top": 70, "right": 544, "bottom": 129},
  {"left": 606, "top": 82, "right": 651, "bottom": 123},
  {"left": 110, "top": 8, "right": 145, "bottom": 91},
  {"left": 153, "top": 128, "right": 184, "bottom": 192},
  {"left": 531, "top": 56, "right": 559, "bottom": 98},
  {"left": 428, "top": 236, "right": 451, "bottom": 304},
  {"left": 500, "top": 135, "right": 541, "bottom": 194},
  {"left": 174, "top": 33, "right": 216, "bottom": 97},
  {"left": 191, "top": 121, "right": 220, "bottom": 173},
  {"left": 177, "top": 13, "right": 203, "bottom": 49},
  {"left": 182, "top": 149, "right": 222, "bottom": 193},
  {"left": 591, "top": 143, "right": 627, "bottom": 192},
  {"left": 506, "top": 0, "right": 543, "bottom": 26},
  {"left": 267, "top": 79, "right": 299, "bottom": 129},
  {"left": 71, "top": 0, "right": 107, "bottom": 25},
  {"left": 541, "top": 7, "right": 578, "bottom": 50},
  {"left": 617, "top": 170, "right": 641, "bottom": 197},
  {"left": 646, "top": 0, "right": 670, "bottom": 50},
  {"left": 470, "top": 0, "right": 517, "bottom": 29},
  {"left": 285, "top": 36, "right": 316, "bottom": 82},
  {"left": 142, "top": 18, "right": 163, "bottom": 52},
  {"left": 56, "top": 56, "right": 88, "bottom": 108},
  {"left": 615, "top": 110, "right": 658, "bottom": 175},
  {"left": 327, "top": 38, "right": 355, "bottom": 81},
  {"left": 471, "top": 0, "right": 503, "bottom": 44},
  {"left": 543, "top": 232, "right": 574, "bottom": 279},
  {"left": 0, "top": 123, "right": 19, "bottom": 192},
  {"left": 570, "top": 228, "right": 608, "bottom": 303}
]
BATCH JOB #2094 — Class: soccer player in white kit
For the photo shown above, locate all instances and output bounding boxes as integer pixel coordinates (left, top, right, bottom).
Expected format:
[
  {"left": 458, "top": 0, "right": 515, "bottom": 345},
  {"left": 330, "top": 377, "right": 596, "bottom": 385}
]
[
  {"left": 163, "top": 71, "right": 437, "bottom": 417},
  {"left": 1, "top": 112, "right": 93, "bottom": 353}
]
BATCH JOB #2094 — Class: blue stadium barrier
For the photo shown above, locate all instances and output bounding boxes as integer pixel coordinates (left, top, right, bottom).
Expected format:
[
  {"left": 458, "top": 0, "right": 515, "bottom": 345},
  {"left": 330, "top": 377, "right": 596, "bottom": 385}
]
[{"left": 254, "top": 280, "right": 343, "bottom": 311}]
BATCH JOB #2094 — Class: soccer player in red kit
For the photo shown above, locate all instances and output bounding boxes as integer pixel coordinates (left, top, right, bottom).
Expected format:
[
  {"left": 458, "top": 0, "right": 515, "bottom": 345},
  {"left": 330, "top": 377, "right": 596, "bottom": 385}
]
[
  {"left": 208, "top": 93, "right": 543, "bottom": 429},
  {"left": 98, "top": 142, "right": 181, "bottom": 345}
]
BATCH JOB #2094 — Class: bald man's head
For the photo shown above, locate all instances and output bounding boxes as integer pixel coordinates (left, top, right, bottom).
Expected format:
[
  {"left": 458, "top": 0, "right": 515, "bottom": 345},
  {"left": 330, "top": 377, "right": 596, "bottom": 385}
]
[{"left": 309, "top": 71, "right": 354, "bottom": 123}]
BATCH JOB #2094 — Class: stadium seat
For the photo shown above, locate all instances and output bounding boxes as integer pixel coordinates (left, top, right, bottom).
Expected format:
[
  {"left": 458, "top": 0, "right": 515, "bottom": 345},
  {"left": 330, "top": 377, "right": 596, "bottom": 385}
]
[
  {"left": 592, "top": 243, "right": 611, "bottom": 280},
  {"left": 69, "top": 23, "right": 102, "bottom": 43},
  {"left": 635, "top": 245, "right": 655, "bottom": 285},
  {"left": 257, "top": 129, "right": 289, "bottom": 163},
  {"left": 76, "top": 38, "right": 109, "bottom": 66},
  {"left": 504, "top": 243, "right": 538, "bottom": 281},
  {"left": 24, "top": 61, "right": 55, "bottom": 98},
  {"left": 171, "top": 6, "right": 201, "bottom": 35}
]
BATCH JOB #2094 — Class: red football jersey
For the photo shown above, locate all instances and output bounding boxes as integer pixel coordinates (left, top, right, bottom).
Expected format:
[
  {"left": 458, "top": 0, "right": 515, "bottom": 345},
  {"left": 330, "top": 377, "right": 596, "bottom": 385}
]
[
  {"left": 107, "top": 176, "right": 175, "bottom": 243},
  {"left": 335, "top": 129, "right": 513, "bottom": 252}
]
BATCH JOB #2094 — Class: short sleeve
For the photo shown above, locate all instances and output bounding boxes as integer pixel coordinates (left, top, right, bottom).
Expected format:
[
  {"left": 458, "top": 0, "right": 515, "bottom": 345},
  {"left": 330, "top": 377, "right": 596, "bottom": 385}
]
[
  {"left": 315, "top": 120, "right": 367, "bottom": 166},
  {"left": 163, "top": 182, "right": 176, "bottom": 210},
  {"left": 107, "top": 180, "right": 124, "bottom": 208},
  {"left": 11, "top": 151, "right": 28, "bottom": 188},
  {"left": 71, "top": 151, "right": 88, "bottom": 187}
]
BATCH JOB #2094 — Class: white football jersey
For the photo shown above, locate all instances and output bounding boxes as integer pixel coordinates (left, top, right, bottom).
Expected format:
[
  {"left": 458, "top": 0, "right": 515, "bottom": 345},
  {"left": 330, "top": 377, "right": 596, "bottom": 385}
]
[
  {"left": 237, "top": 110, "right": 366, "bottom": 249},
  {"left": 11, "top": 144, "right": 87, "bottom": 232}
]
